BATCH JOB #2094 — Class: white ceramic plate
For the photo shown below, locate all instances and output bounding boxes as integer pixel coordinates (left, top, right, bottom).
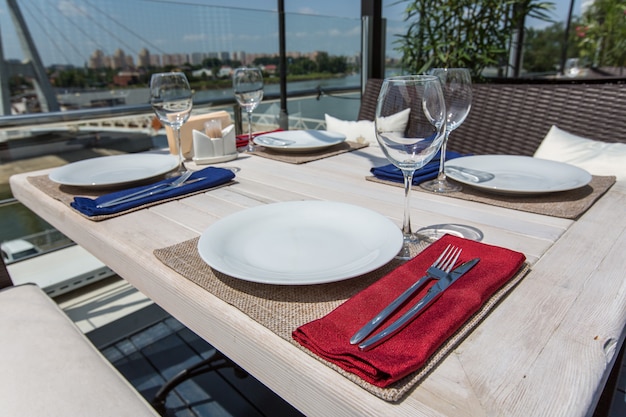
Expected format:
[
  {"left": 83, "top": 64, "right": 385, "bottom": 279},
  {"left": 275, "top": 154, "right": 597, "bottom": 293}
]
[
  {"left": 253, "top": 130, "right": 346, "bottom": 152},
  {"left": 49, "top": 154, "right": 178, "bottom": 188},
  {"left": 445, "top": 155, "right": 592, "bottom": 195},
  {"left": 197, "top": 201, "right": 403, "bottom": 285}
]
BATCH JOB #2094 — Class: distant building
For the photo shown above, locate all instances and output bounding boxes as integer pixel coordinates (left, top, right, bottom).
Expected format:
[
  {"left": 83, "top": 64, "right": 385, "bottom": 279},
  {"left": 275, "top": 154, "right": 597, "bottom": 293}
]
[
  {"left": 190, "top": 52, "right": 208, "bottom": 66},
  {"left": 192, "top": 68, "right": 213, "bottom": 78},
  {"left": 125, "top": 55, "right": 135, "bottom": 70},
  {"left": 218, "top": 66, "right": 233, "bottom": 78},
  {"left": 137, "top": 48, "right": 150, "bottom": 68},
  {"left": 263, "top": 64, "right": 277, "bottom": 74},
  {"left": 162, "top": 53, "right": 188, "bottom": 66},
  {"left": 88, "top": 49, "right": 106, "bottom": 69},
  {"left": 232, "top": 51, "right": 246, "bottom": 64},
  {"left": 149, "top": 55, "right": 161, "bottom": 67},
  {"left": 112, "top": 49, "right": 126, "bottom": 69},
  {"left": 113, "top": 71, "right": 140, "bottom": 86}
]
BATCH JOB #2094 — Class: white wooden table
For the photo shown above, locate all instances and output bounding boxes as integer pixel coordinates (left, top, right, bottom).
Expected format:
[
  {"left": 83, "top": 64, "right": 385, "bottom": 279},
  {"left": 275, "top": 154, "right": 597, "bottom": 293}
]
[{"left": 10, "top": 146, "right": 626, "bottom": 417}]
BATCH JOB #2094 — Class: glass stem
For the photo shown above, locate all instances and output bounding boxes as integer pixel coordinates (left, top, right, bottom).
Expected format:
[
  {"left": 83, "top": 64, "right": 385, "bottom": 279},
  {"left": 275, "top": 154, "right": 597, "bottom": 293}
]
[
  {"left": 402, "top": 169, "right": 414, "bottom": 237},
  {"left": 246, "top": 110, "right": 254, "bottom": 152},
  {"left": 175, "top": 127, "right": 185, "bottom": 174},
  {"left": 437, "top": 130, "right": 450, "bottom": 181}
]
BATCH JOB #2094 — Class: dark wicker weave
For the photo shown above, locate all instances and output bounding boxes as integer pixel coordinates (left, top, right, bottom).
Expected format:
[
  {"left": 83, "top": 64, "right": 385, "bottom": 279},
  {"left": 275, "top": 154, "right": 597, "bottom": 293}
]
[
  {"left": 358, "top": 78, "right": 626, "bottom": 156},
  {"left": 1, "top": 257, "right": 13, "bottom": 289}
]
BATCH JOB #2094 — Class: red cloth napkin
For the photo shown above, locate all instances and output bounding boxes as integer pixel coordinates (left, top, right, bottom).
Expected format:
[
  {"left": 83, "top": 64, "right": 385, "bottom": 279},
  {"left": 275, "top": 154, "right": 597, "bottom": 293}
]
[
  {"left": 292, "top": 234, "right": 526, "bottom": 387},
  {"left": 236, "top": 129, "right": 284, "bottom": 148}
]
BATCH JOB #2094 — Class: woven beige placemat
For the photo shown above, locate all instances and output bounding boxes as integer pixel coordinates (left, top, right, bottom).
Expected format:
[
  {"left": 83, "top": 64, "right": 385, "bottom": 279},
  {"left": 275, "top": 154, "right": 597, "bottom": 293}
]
[
  {"left": 26, "top": 175, "right": 236, "bottom": 222},
  {"left": 367, "top": 175, "right": 615, "bottom": 220},
  {"left": 154, "top": 237, "right": 530, "bottom": 402},
  {"left": 250, "top": 141, "right": 368, "bottom": 164}
]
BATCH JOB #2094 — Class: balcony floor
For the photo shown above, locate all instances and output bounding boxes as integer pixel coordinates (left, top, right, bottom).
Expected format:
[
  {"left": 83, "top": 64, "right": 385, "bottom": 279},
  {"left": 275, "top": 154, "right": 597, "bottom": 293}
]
[
  {"left": 55, "top": 276, "right": 626, "bottom": 417},
  {"left": 56, "top": 276, "right": 303, "bottom": 417}
]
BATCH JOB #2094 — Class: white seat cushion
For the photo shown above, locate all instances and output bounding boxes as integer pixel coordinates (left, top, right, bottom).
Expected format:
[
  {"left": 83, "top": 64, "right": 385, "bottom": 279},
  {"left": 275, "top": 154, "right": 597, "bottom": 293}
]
[
  {"left": 0, "top": 284, "right": 158, "bottom": 417},
  {"left": 325, "top": 108, "right": 411, "bottom": 146},
  {"left": 325, "top": 114, "right": 376, "bottom": 144},
  {"left": 534, "top": 125, "right": 626, "bottom": 181}
]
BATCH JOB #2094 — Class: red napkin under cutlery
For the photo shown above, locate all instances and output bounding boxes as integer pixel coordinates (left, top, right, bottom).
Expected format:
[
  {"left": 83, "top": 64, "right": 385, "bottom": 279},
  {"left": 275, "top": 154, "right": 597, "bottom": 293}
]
[
  {"left": 292, "top": 234, "right": 526, "bottom": 387},
  {"left": 236, "top": 129, "right": 284, "bottom": 148}
]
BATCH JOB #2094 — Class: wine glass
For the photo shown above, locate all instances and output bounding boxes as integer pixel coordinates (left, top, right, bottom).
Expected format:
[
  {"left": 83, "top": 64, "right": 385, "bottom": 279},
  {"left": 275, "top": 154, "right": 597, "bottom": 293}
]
[
  {"left": 232, "top": 67, "right": 264, "bottom": 152},
  {"left": 420, "top": 68, "right": 472, "bottom": 193},
  {"left": 375, "top": 75, "right": 447, "bottom": 259},
  {"left": 150, "top": 72, "right": 193, "bottom": 176}
]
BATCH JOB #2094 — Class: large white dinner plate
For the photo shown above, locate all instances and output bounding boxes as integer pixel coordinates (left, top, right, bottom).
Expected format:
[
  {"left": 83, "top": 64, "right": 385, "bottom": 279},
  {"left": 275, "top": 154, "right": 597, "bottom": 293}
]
[
  {"left": 197, "top": 201, "right": 403, "bottom": 285},
  {"left": 445, "top": 155, "right": 592, "bottom": 195},
  {"left": 253, "top": 130, "right": 346, "bottom": 152},
  {"left": 49, "top": 154, "right": 178, "bottom": 188}
]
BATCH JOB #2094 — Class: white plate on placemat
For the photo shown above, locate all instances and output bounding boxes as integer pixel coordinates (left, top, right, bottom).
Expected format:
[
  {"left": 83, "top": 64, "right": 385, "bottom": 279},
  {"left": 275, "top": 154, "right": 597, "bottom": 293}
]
[
  {"left": 197, "top": 201, "right": 402, "bottom": 285},
  {"left": 253, "top": 130, "right": 346, "bottom": 152},
  {"left": 49, "top": 154, "right": 178, "bottom": 188},
  {"left": 445, "top": 155, "right": 592, "bottom": 195}
]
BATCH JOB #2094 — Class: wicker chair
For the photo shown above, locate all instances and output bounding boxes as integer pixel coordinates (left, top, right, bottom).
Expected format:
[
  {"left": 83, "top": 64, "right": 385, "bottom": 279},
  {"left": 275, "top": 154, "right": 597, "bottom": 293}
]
[
  {"left": 360, "top": 76, "right": 626, "bottom": 417},
  {"left": 358, "top": 78, "right": 626, "bottom": 156}
]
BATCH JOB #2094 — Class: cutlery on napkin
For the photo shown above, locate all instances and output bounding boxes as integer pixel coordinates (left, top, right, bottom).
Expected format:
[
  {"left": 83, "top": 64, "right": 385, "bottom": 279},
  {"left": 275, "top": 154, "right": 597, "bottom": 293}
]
[
  {"left": 371, "top": 150, "right": 464, "bottom": 185},
  {"left": 292, "top": 234, "right": 526, "bottom": 388},
  {"left": 236, "top": 129, "right": 284, "bottom": 148},
  {"left": 71, "top": 166, "right": 235, "bottom": 217}
]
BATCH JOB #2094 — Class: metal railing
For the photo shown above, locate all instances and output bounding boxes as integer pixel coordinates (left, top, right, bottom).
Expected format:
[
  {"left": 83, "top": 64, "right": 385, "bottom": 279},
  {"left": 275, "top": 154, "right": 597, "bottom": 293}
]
[{"left": 0, "top": 85, "right": 360, "bottom": 134}]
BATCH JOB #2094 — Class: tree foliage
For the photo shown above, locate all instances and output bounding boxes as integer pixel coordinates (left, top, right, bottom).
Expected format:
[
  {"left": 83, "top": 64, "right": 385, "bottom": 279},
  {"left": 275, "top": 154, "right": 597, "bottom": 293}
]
[
  {"left": 575, "top": 0, "right": 626, "bottom": 68},
  {"left": 395, "top": 0, "right": 554, "bottom": 78},
  {"left": 522, "top": 20, "right": 588, "bottom": 73},
  {"left": 523, "top": 22, "right": 565, "bottom": 72}
]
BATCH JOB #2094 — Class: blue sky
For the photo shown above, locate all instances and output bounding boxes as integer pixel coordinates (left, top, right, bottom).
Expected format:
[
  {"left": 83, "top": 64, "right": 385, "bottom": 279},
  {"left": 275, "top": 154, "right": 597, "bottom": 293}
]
[{"left": 0, "top": 0, "right": 583, "bottom": 67}]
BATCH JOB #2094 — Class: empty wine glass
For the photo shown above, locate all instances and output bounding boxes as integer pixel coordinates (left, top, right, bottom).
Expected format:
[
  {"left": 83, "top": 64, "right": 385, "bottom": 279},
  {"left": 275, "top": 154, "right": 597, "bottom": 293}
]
[
  {"left": 233, "top": 67, "right": 264, "bottom": 152},
  {"left": 375, "top": 75, "right": 447, "bottom": 259},
  {"left": 420, "top": 68, "right": 472, "bottom": 193},
  {"left": 150, "top": 72, "right": 193, "bottom": 176}
]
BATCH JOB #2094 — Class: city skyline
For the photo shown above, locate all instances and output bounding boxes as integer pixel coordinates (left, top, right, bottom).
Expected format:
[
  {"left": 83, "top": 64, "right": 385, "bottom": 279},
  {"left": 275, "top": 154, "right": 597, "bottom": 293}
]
[
  {"left": 84, "top": 46, "right": 356, "bottom": 72},
  {"left": 0, "top": 0, "right": 583, "bottom": 68}
]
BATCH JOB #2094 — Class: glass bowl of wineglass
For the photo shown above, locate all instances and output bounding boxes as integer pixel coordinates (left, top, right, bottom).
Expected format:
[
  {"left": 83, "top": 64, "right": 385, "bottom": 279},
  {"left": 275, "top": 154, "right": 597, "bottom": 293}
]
[
  {"left": 150, "top": 72, "right": 193, "bottom": 176},
  {"left": 232, "top": 67, "right": 264, "bottom": 152},
  {"left": 375, "top": 75, "right": 447, "bottom": 259},
  {"left": 420, "top": 68, "right": 472, "bottom": 193}
]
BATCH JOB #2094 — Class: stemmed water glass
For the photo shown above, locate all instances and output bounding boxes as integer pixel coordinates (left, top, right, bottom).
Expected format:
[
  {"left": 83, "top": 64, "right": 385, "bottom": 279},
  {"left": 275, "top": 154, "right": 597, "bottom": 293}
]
[
  {"left": 420, "top": 68, "right": 472, "bottom": 193},
  {"left": 150, "top": 72, "right": 193, "bottom": 176},
  {"left": 233, "top": 67, "right": 264, "bottom": 152},
  {"left": 375, "top": 75, "right": 447, "bottom": 259}
]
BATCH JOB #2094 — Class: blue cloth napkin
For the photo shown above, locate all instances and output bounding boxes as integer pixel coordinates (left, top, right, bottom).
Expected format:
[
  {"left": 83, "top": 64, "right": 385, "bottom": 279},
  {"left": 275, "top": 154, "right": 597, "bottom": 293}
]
[
  {"left": 370, "top": 151, "right": 464, "bottom": 185},
  {"left": 71, "top": 167, "right": 235, "bottom": 217}
]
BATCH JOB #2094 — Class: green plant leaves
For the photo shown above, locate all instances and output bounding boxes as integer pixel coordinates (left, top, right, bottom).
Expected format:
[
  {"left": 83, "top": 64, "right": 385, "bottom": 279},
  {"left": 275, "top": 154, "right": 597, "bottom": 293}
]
[{"left": 395, "top": 0, "right": 555, "bottom": 78}]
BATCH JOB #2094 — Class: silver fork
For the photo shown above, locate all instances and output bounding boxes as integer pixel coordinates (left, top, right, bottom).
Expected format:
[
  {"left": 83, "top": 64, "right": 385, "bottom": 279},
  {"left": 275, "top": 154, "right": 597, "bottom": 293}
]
[
  {"left": 350, "top": 244, "right": 461, "bottom": 345},
  {"left": 97, "top": 170, "right": 193, "bottom": 208}
]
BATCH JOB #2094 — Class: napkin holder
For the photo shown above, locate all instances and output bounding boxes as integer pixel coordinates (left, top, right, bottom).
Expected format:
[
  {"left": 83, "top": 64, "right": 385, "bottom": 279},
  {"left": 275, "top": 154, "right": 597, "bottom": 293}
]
[
  {"left": 192, "top": 124, "right": 238, "bottom": 164},
  {"left": 165, "top": 111, "right": 232, "bottom": 159}
]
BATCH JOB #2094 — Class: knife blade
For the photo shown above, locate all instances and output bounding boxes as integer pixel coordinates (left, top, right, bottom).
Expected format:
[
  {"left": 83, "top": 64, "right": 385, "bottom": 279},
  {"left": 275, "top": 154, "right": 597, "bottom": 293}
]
[
  {"left": 96, "top": 177, "right": 206, "bottom": 208},
  {"left": 358, "top": 258, "right": 480, "bottom": 351},
  {"left": 350, "top": 259, "right": 461, "bottom": 346},
  {"left": 254, "top": 136, "right": 296, "bottom": 146}
]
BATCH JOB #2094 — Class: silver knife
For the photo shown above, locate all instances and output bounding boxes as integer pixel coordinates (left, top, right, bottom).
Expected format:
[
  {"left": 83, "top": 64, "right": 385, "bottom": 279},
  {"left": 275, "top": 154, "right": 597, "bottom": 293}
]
[
  {"left": 350, "top": 261, "right": 459, "bottom": 345},
  {"left": 358, "top": 258, "right": 480, "bottom": 351},
  {"left": 445, "top": 165, "right": 495, "bottom": 183},
  {"left": 254, "top": 136, "right": 296, "bottom": 147},
  {"left": 96, "top": 177, "right": 205, "bottom": 208}
]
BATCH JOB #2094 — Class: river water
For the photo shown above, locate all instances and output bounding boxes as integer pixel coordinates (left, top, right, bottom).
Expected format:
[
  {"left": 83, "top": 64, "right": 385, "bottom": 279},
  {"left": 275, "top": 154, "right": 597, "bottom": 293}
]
[{"left": 60, "top": 73, "right": 364, "bottom": 121}]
